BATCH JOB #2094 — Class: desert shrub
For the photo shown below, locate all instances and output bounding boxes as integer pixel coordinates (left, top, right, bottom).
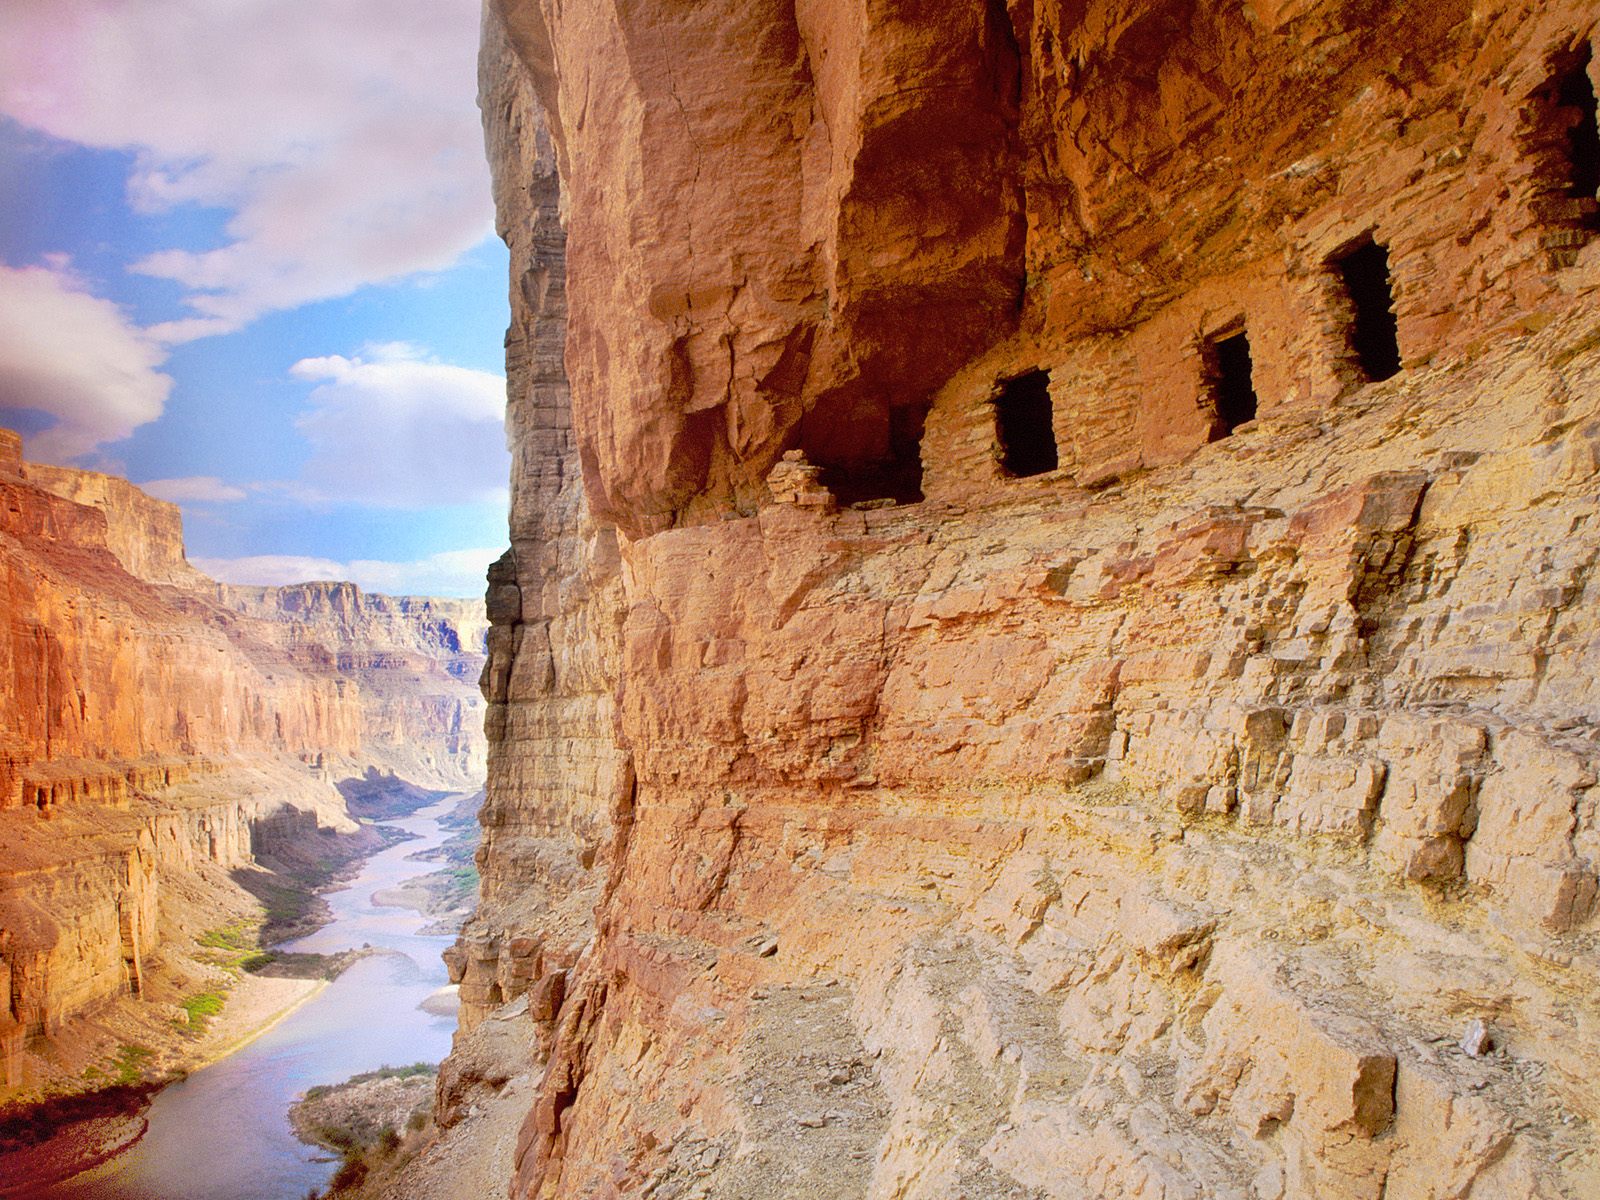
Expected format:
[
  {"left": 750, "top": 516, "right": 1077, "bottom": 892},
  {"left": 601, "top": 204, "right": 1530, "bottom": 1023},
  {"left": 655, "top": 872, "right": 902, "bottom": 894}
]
[
  {"left": 111, "top": 1044, "right": 153, "bottom": 1085},
  {"left": 179, "top": 990, "right": 227, "bottom": 1033},
  {"left": 329, "top": 1156, "right": 367, "bottom": 1192}
]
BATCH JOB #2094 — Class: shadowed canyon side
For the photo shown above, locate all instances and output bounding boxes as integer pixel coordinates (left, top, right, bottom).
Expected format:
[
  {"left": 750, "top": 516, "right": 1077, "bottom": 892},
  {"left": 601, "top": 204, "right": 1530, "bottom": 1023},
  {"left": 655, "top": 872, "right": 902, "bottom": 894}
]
[
  {"left": 0, "top": 428, "right": 487, "bottom": 1105},
  {"left": 430, "top": 2, "right": 1600, "bottom": 1198}
]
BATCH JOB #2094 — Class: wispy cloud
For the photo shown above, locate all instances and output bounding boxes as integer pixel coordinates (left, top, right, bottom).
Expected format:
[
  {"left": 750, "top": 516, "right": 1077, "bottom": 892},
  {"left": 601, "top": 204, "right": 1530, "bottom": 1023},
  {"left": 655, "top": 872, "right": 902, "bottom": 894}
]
[
  {"left": 193, "top": 546, "right": 500, "bottom": 598},
  {"left": 0, "top": 263, "right": 172, "bottom": 460},
  {"left": 139, "top": 476, "right": 248, "bottom": 504},
  {"left": 290, "top": 342, "right": 508, "bottom": 508},
  {"left": 0, "top": 0, "right": 491, "bottom": 342}
]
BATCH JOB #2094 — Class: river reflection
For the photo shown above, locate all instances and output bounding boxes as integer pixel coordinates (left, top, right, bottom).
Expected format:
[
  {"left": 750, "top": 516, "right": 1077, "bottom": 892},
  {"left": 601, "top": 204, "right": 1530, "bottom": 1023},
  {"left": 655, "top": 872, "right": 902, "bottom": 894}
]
[{"left": 44, "top": 794, "right": 467, "bottom": 1200}]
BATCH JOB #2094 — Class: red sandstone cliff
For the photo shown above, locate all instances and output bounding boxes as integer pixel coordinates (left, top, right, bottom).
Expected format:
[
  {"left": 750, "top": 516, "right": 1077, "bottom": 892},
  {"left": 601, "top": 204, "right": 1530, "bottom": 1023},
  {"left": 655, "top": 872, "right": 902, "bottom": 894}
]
[
  {"left": 0, "top": 434, "right": 486, "bottom": 1097},
  {"left": 435, "top": 3, "right": 1600, "bottom": 1198}
]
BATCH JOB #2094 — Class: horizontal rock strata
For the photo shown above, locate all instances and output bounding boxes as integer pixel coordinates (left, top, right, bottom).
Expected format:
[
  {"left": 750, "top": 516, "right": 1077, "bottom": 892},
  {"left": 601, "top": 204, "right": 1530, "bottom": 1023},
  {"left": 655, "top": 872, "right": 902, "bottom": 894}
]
[
  {"left": 0, "top": 448, "right": 487, "bottom": 1097},
  {"left": 451, "top": 3, "right": 1600, "bottom": 1198}
]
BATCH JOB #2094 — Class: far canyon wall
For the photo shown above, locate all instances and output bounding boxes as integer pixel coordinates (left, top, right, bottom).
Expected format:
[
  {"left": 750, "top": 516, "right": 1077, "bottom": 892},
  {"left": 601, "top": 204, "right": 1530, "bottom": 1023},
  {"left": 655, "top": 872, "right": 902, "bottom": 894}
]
[
  {"left": 452, "top": 3, "right": 1600, "bottom": 1199},
  {"left": 0, "top": 432, "right": 486, "bottom": 1092}
]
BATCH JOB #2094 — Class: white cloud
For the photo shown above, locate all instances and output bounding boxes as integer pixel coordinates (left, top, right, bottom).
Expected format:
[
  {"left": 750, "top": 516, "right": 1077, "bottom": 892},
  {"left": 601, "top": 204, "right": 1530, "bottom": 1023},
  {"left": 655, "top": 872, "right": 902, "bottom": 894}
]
[
  {"left": 0, "top": 0, "right": 492, "bottom": 341},
  {"left": 0, "top": 263, "right": 172, "bottom": 460},
  {"left": 139, "top": 476, "right": 247, "bottom": 503},
  {"left": 193, "top": 547, "right": 501, "bottom": 598},
  {"left": 290, "top": 343, "right": 508, "bottom": 508}
]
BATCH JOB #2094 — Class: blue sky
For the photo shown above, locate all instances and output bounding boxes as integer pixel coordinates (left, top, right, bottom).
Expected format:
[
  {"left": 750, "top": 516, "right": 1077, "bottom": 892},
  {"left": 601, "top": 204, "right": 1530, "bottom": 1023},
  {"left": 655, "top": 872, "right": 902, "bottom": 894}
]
[{"left": 0, "top": 0, "right": 510, "bottom": 596}]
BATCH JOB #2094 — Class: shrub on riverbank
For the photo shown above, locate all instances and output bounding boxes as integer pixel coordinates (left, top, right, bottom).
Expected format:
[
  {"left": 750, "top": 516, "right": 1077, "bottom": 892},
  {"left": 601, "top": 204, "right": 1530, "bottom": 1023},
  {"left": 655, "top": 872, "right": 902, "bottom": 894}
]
[{"left": 292, "top": 1065, "right": 439, "bottom": 1200}]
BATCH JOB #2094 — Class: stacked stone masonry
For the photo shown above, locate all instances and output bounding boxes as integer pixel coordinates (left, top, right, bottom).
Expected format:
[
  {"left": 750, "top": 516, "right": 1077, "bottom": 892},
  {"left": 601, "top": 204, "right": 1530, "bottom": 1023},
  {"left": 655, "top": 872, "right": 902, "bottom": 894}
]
[{"left": 452, "top": 3, "right": 1600, "bottom": 1199}]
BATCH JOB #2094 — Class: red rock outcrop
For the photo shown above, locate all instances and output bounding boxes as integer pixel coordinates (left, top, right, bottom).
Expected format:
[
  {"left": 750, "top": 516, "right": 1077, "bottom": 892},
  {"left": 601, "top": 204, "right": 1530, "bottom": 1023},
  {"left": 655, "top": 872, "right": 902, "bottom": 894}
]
[
  {"left": 25, "top": 463, "right": 208, "bottom": 589},
  {"left": 0, "top": 449, "right": 487, "bottom": 1096},
  {"left": 445, "top": 3, "right": 1600, "bottom": 1199},
  {"left": 442, "top": 12, "right": 628, "bottom": 1067}
]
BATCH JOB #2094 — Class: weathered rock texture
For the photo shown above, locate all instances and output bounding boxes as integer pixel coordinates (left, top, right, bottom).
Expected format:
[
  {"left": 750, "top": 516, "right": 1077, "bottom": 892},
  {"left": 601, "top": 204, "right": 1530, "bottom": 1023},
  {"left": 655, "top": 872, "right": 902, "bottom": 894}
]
[
  {"left": 453, "top": 3, "right": 1600, "bottom": 1198},
  {"left": 215, "top": 582, "right": 488, "bottom": 787},
  {"left": 441, "top": 7, "right": 630, "bottom": 1073},
  {"left": 0, "top": 450, "right": 487, "bottom": 1095}
]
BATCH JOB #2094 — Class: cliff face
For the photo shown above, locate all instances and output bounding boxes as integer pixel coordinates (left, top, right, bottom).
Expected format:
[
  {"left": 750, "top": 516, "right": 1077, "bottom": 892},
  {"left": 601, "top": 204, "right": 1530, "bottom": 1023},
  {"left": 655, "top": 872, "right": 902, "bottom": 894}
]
[
  {"left": 442, "top": 9, "right": 629, "bottom": 1079},
  {"left": 24, "top": 462, "right": 208, "bottom": 590},
  {"left": 461, "top": 3, "right": 1600, "bottom": 1199},
  {"left": 215, "top": 582, "right": 490, "bottom": 788},
  {"left": 0, "top": 444, "right": 487, "bottom": 1096}
]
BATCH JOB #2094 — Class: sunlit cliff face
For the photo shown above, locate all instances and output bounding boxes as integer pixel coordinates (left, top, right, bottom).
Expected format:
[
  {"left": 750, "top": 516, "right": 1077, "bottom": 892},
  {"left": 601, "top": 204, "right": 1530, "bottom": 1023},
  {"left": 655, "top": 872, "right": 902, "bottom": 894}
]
[
  {"left": 491, "top": 0, "right": 1598, "bottom": 536},
  {"left": 0, "top": 438, "right": 486, "bottom": 1101},
  {"left": 446, "top": 3, "right": 1600, "bottom": 1198}
]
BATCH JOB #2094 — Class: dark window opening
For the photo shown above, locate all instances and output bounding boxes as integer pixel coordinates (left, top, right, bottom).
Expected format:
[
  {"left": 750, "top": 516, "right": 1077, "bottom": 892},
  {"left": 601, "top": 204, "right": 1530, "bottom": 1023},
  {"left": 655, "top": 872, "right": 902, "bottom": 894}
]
[
  {"left": 813, "top": 400, "right": 928, "bottom": 507},
  {"left": 993, "top": 369, "right": 1057, "bottom": 478},
  {"left": 1206, "top": 330, "right": 1257, "bottom": 437},
  {"left": 1557, "top": 44, "right": 1600, "bottom": 202},
  {"left": 1334, "top": 240, "right": 1402, "bottom": 382}
]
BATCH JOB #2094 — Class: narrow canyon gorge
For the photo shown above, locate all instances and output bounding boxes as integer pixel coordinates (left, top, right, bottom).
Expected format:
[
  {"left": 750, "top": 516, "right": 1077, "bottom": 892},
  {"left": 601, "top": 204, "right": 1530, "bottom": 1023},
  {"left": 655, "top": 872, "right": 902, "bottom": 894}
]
[
  {"left": 412, "top": 1, "right": 1600, "bottom": 1198},
  {"left": 0, "top": 427, "right": 487, "bottom": 1136},
  {"left": 9, "top": 1, "right": 1600, "bottom": 1198}
]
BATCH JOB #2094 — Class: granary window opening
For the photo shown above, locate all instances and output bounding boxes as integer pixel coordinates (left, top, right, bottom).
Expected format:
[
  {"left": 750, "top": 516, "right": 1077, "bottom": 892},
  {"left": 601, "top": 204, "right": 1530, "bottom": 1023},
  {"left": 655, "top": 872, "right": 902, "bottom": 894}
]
[
  {"left": 1557, "top": 43, "right": 1600, "bottom": 206},
  {"left": 1334, "top": 240, "right": 1402, "bottom": 383},
  {"left": 1205, "top": 328, "right": 1257, "bottom": 437},
  {"left": 993, "top": 369, "right": 1058, "bottom": 478},
  {"left": 804, "top": 398, "right": 929, "bottom": 507}
]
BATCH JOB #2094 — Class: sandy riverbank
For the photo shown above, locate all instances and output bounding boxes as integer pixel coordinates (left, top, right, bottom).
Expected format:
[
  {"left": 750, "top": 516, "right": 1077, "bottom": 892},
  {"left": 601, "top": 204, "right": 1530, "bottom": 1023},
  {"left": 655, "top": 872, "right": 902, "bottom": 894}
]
[
  {"left": 182, "top": 972, "right": 328, "bottom": 1073},
  {"left": 0, "top": 972, "right": 328, "bottom": 1198}
]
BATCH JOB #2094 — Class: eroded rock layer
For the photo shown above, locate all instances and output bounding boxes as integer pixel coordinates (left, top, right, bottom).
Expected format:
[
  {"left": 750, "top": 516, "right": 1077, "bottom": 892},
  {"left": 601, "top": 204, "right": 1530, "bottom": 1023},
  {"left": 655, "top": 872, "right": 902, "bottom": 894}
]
[
  {"left": 0, "top": 445, "right": 486, "bottom": 1095},
  {"left": 457, "top": 3, "right": 1600, "bottom": 1198}
]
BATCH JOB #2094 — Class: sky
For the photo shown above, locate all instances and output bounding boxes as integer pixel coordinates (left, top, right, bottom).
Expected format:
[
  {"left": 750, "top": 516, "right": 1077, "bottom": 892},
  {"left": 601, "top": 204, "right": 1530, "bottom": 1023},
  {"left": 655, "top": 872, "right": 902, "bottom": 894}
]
[{"left": 0, "top": 0, "right": 511, "bottom": 597}]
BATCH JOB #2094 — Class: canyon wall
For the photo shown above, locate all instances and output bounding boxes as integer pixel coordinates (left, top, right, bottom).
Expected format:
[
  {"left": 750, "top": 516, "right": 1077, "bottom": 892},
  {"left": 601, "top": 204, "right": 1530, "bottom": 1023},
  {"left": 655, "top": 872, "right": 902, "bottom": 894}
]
[
  {"left": 0, "top": 445, "right": 487, "bottom": 1095},
  {"left": 454, "top": 2, "right": 1600, "bottom": 1198},
  {"left": 443, "top": 9, "right": 629, "bottom": 1082},
  {"left": 215, "top": 582, "right": 489, "bottom": 789}
]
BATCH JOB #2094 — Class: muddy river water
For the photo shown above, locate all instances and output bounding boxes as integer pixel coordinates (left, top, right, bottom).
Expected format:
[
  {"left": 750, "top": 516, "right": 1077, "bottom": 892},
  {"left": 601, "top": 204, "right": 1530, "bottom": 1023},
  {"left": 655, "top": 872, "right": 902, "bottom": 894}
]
[{"left": 43, "top": 794, "right": 465, "bottom": 1200}]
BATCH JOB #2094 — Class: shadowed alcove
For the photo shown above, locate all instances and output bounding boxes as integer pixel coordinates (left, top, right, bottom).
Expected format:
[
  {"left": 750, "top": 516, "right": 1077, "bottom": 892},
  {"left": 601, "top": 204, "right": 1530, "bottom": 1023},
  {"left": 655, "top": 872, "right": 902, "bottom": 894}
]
[{"left": 992, "top": 369, "right": 1057, "bottom": 478}]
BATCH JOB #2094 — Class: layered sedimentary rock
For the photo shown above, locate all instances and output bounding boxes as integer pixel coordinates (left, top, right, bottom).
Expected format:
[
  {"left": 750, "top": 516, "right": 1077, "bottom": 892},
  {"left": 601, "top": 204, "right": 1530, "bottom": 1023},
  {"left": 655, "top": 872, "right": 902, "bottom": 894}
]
[
  {"left": 24, "top": 462, "right": 208, "bottom": 589},
  {"left": 215, "top": 582, "right": 489, "bottom": 788},
  {"left": 0, "top": 446, "right": 487, "bottom": 1094},
  {"left": 442, "top": 8, "right": 629, "bottom": 1075},
  {"left": 455, "top": 3, "right": 1600, "bottom": 1198}
]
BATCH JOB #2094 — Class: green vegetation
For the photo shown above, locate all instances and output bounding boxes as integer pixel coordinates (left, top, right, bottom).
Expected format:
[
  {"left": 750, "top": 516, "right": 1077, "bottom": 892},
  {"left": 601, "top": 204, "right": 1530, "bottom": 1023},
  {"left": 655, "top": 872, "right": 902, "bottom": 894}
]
[
  {"left": 296, "top": 1065, "right": 438, "bottom": 1199},
  {"left": 196, "top": 920, "right": 272, "bottom": 976},
  {"left": 252, "top": 874, "right": 321, "bottom": 934},
  {"left": 327, "top": 1156, "right": 368, "bottom": 1193},
  {"left": 178, "top": 990, "right": 227, "bottom": 1033},
  {"left": 198, "top": 916, "right": 332, "bottom": 979},
  {"left": 310, "top": 1117, "right": 416, "bottom": 1198},
  {"left": 302, "top": 1062, "right": 435, "bottom": 1104},
  {"left": 111, "top": 1044, "right": 153, "bottom": 1085},
  {"left": 197, "top": 921, "right": 250, "bottom": 952},
  {"left": 249, "top": 948, "right": 365, "bottom": 980}
]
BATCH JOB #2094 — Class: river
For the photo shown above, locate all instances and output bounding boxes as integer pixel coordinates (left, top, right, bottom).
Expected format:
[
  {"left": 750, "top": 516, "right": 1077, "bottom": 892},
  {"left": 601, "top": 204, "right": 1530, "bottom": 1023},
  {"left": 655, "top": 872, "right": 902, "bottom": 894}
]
[{"left": 42, "top": 793, "right": 467, "bottom": 1200}]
